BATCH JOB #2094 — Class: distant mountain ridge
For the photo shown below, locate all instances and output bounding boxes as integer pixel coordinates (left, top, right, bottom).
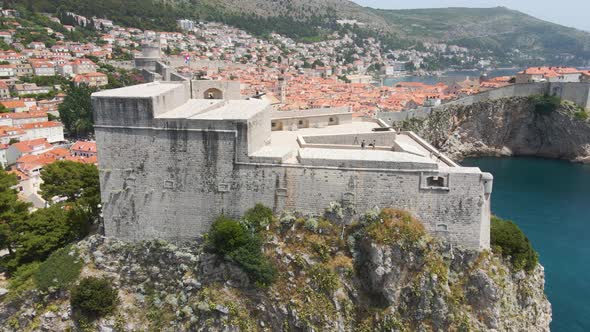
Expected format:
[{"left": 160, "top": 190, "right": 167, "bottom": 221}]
[{"left": 23, "top": 0, "right": 590, "bottom": 65}]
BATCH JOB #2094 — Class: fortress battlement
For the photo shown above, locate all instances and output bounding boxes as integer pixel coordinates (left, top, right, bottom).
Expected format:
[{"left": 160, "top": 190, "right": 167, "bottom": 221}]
[{"left": 92, "top": 81, "right": 493, "bottom": 250}]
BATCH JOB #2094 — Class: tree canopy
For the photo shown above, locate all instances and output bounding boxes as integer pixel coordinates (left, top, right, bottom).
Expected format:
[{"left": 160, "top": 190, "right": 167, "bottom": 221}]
[
  {"left": 0, "top": 170, "right": 31, "bottom": 257},
  {"left": 40, "top": 160, "right": 100, "bottom": 218},
  {"left": 11, "top": 204, "right": 89, "bottom": 268},
  {"left": 58, "top": 83, "right": 96, "bottom": 138},
  {"left": 0, "top": 163, "right": 97, "bottom": 272}
]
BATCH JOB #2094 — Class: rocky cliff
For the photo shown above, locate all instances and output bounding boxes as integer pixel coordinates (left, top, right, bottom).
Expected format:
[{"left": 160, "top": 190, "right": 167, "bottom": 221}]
[
  {"left": 403, "top": 97, "right": 590, "bottom": 163},
  {"left": 0, "top": 209, "right": 551, "bottom": 331}
]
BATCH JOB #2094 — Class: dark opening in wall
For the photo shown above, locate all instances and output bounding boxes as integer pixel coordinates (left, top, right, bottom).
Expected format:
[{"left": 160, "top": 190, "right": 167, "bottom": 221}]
[
  {"left": 427, "top": 176, "right": 445, "bottom": 187},
  {"left": 164, "top": 180, "right": 175, "bottom": 189},
  {"left": 204, "top": 88, "right": 223, "bottom": 99}
]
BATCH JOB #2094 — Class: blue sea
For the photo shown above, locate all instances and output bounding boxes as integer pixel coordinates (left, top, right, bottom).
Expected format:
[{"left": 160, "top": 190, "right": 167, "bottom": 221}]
[
  {"left": 383, "top": 69, "right": 521, "bottom": 86},
  {"left": 462, "top": 157, "right": 590, "bottom": 332}
]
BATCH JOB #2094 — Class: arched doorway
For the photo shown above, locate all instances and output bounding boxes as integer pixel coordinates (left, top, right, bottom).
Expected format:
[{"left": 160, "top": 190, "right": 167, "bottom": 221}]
[{"left": 204, "top": 88, "right": 223, "bottom": 99}]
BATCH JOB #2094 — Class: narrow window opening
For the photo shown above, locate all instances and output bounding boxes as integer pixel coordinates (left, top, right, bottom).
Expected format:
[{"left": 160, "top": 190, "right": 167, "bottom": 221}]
[{"left": 427, "top": 176, "right": 445, "bottom": 187}]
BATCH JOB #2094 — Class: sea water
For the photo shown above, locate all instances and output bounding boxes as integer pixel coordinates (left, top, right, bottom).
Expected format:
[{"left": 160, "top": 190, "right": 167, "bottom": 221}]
[{"left": 462, "top": 157, "right": 590, "bottom": 332}]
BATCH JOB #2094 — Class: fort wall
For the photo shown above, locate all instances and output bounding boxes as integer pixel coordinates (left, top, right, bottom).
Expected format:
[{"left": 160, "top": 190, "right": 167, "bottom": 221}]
[
  {"left": 95, "top": 126, "right": 490, "bottom": 249},
  {"left": 93, "top": 81, "right": 493, "bottom": 250}
]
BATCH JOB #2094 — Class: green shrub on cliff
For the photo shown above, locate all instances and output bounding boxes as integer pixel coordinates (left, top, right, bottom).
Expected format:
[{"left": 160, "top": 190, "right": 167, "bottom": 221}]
[
  {"left": 229, "top": 245, "right": 277, "bottom": 286},
  {"left": 574, "top": 110, "right": 589, "bottom": 121},
  {"left": 491, "top": 216, "right": 538, "bottom": 272},
  {"left": 528, "top": 94, "right": 561, "bottom": 114},
  {"left": 208, "top": 215, "right": 277, "bottom": 286},
  {"left": 70, "top": 277, "right": 118, "bottom": 319},
  {"left": 208, "top": 216, "right": 251, "bottom": 255},
  {"left": 243, "top": 203, "right": 273, "bottom": 231},
  {"left": 7, "top": 262, "right": 40, "bottom": 301},
  {"left": 309, "top": 264, "right": 339, "bottom": 295},
  {"left": 34, "top": 246, "right": 83, "bottom": 291}
]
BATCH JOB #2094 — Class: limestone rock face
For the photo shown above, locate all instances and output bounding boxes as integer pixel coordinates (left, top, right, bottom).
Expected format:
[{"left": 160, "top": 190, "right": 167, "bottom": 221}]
[
  {"left": 356, "top": 235, "right": 551, "bottom": 332},
  {"left": 405, "top": 97, "right": 590, "bottom": 162},
  {"left": 0, "top": 229, "right": 551, "bottom": 332}
]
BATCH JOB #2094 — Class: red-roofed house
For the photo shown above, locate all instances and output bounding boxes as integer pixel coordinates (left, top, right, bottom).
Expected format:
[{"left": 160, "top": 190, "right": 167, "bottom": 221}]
[
  {"left": 0, "top": 81, "right": 9, "bottom": 99},
  {"left": 20, "top": 121, "right": 65, "bottom": 143},
  {"left": 66, "top": 154, "right": 97, "bottom": 165},
  {"left": 45, "top": 147, "right": 70, "bottom": 160},
  {"left": 15, "top": 153, "right": 56, "bottom": 177},
  {"left": 1, "top": 100, "right": 28, "bottom": 112},
  {"left": 30, "top": 61, "right": 55, "bottom": 76},
  {"left": 0, "top": 64, "right": 16, "bottom": 77},
  {"left": 0, "top": 126, "right": 25, "bottom": 144},
  {"left": 0, "top": 111, "right": 48, "bottom": 126},
  {"left": 57, "top": 62, "right": 74, "bottom": 77},
  {"left": 6, "top": 138, "right": 52, "bottom": 165},
  {"left": 516, "top": 67, "right": 582, "bottom": 84},
  {"left": 72, "top": 58, "right": 98, "bottom": 74},
  {"left": 73, "top": 72, "right": 108, "bottom": 87},
  {"left": 71, "top": 141, "right": 97, "bottom": 158}
]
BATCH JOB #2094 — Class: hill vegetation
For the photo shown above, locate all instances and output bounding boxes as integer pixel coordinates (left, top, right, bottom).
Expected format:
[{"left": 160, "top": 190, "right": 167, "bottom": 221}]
[
  {"left": 371, "top": 7, "right": 590, "bottom": 65},
  {"left": 19, "top": 0, "right": 590, "bottom": 66}
]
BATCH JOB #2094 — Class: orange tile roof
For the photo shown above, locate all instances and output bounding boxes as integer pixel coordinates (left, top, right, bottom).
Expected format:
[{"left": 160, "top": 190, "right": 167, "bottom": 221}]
[
  {"left": 65, "top": 155, "right": 97, "bottom": 164},
  {"left": 16, "top": 154, "right": 56, "bottom": 172},
  {"left": 20, "top": 121, "right": 63, "bottom": 129},
  {"left": 10, "top": 138, "right": 50, "bottom": 153},
  {"left": 0, "top": 126, "right": 25, "bottom": 136},
  {"left": 45, "top": 147, "right": 70, "bottom": 158},
  {"left": 71, "top": 141, "right": 97, "bottom": 153},
  {"left": 0, "top": 111, "right": 47, "bottom": 120},
  {"left": 1, "top": 100, "right": 26, "bottom": 109}
]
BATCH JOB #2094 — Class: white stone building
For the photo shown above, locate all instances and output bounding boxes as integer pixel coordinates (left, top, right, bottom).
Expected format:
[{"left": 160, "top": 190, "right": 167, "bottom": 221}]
[
  {"left": 5, "top": 138, "right": 52, "bottom": 165},
  {"left": 20, "top": 121, "right": 65, "bottom": 143}
]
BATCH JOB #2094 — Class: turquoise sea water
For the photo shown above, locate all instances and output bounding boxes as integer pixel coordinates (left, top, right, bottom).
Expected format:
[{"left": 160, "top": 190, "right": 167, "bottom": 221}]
[
  {"left": 383, "top": 69, "right": 521, "bottom": 86},
  {"left": 462, "top": 157, "right": 590, "bottom": 332}
]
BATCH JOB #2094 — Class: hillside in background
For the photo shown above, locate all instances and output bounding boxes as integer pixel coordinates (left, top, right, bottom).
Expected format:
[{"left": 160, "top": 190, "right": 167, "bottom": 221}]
[
  {"left": 21, "top": 0, "right": 590, "bottom": 66},
  {"left": 371, "top": 7, "right": 590, "bottom": 65}
]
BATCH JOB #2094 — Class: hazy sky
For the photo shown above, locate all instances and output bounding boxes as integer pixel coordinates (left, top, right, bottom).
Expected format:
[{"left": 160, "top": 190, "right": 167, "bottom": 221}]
[{"left": 352, "top": 0, "right": 590, "bottom": 32}]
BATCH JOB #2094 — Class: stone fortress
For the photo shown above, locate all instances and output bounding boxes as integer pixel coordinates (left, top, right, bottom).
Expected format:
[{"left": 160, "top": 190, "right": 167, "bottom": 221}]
[{"left": 92, "top": 80, "right": 494, "bottom": 251}]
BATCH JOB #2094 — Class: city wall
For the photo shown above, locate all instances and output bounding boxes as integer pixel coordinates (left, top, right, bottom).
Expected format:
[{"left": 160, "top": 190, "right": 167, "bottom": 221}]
[
  {"left": 380, "top": 82, "right": 590, "bottom": 125},
  {"left": 440, "top": 82, "right": 590, "bottom": 109}
]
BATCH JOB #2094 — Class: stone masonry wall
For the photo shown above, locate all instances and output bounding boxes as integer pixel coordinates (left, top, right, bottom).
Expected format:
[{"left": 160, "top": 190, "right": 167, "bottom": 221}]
[
  {"left": 440, "top": 82, "right": 590, "bottom": 109},
  {"left": 96, "top": 124, "right": 491, "bottom": 250}
]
